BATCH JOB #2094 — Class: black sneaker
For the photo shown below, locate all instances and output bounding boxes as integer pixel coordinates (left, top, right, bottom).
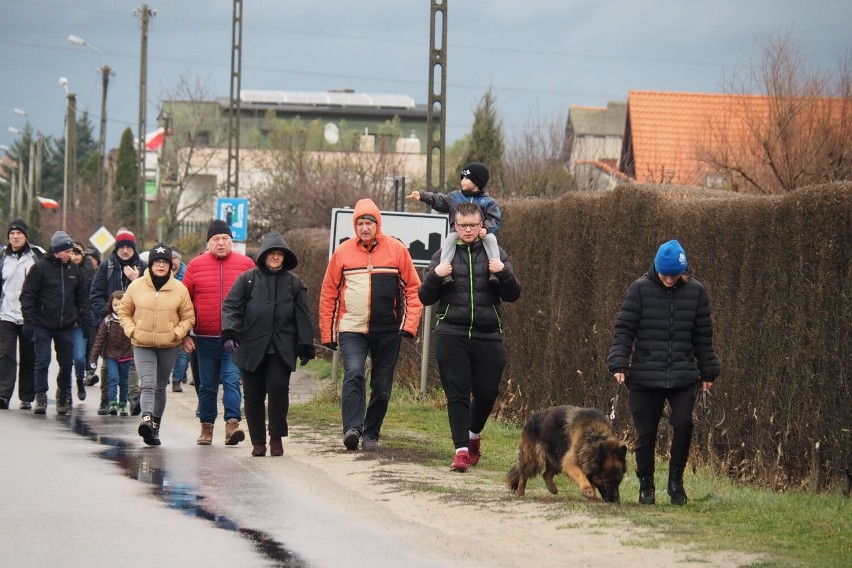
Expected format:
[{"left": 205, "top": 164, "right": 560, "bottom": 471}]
[
  {"left": 33, "top": 393, "right": 47, "bottom": 414},
  {"left": 0, "top": 397, "right": 8, "bottom": 409},
  {"left": 138, "top": 413, "right": 160, "bottom": 446},
  {"left": 19, "top": 400, "right": 32, "bottom": 410},
  {"left": 76, "top": 378, "right": 86, "bottom": 401},
  {"left": 172, "top": 382, "right": 183, "bottom": 393},
  {"left": 130, "top": 397, "right": 141, "bottom": 416},
  {"left": 97, "top": 397, "right": 110, "bottom": 416},
  {"left": 83, "top": 371, "right": 99, "bottom": 386},
  {"left": 343, "top": 429, "right": 360, "bottom": 451},
  {"left": 362, "top": 437, "right": 379, "bottom": 452}
]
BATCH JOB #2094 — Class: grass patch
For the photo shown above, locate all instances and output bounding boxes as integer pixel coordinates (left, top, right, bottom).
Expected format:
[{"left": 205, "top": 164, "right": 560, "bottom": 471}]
[{"left": 288, "top": 372, "right": 850, "bottom": 567}]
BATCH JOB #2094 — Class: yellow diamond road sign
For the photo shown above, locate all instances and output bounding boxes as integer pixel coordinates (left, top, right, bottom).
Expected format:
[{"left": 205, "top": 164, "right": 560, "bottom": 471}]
[{"left": 89, "top": 226, "right": 115, "bottom": 254}]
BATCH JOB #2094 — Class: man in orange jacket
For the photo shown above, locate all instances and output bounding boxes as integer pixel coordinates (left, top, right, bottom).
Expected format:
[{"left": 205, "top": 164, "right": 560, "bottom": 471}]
[{"left": 319, "top": 199, "right": 422, "bottom": 452}]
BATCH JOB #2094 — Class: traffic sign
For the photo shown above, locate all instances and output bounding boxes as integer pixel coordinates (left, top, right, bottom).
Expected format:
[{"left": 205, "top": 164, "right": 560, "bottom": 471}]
[
  {"left": 329, "top": 209, "right": 449, "bottom": 267},
  {"left": 216, "top": 197, "right": 249, "bottom": 241},
  {"left": 89, "top": 226, "right": 114, "bottom": 254}
]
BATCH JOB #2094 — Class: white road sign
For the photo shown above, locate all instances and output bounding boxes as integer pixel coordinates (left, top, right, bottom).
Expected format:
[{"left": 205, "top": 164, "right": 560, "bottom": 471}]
[{"left": 329, "top": 209, "right": 449, "bottom": 267}]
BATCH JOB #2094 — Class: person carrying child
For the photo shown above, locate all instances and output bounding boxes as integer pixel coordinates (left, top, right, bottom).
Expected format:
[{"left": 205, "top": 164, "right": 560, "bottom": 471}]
[
  {"left": 407, "top": 163, "right": 501, "bottom": 279},
  {"left": 89, "top": 290, "right": 134, "bottom": 416}
]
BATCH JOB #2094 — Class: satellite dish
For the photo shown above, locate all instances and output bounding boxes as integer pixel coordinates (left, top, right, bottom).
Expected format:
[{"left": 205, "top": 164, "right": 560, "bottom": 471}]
[{"left": 324, "top": 123, "right": 339, "bottom": 145}]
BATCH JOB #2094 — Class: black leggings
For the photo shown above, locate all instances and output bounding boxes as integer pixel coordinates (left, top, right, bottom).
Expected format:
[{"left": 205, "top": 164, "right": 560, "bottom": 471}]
[
  {"left": 241, "top": 353, "right": 292, "bottom": 446},
  {"left": 629, "top": 386, "right": 696, "bottom": 478},
  {"left": 435, "top": 334, "right": 506, "bottom": 449}
]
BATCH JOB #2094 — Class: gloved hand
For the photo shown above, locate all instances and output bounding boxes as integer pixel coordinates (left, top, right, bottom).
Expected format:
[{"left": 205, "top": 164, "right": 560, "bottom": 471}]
[
  {"left": 297, "top": 344, "right": 316, "bottom": 366},
  {"left": 322, "top": 342, "right": 337, "bottom": 351},
  {"left": 399, "top": 331, "right": 414, "bottom": 339},
  {"left": 223, "top": 339, "right": 239, "bottom": 354}
]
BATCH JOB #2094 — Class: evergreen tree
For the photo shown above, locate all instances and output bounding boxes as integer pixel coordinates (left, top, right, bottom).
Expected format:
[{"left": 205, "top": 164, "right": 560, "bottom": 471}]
[
  {"left": 113, "top": 127, "right": 139, "bottom": 229},
  {"left": 452, "top": 87, "right": 505, "bottom": 190}
]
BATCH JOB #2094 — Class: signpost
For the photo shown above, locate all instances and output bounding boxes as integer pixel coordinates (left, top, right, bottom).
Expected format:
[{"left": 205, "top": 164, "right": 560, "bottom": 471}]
[
  {"left": 216, "top": 197, "right": 249, "bottom": 241},
  {"left": 328, "top": 208, "right": 449, "bottom": 267}
]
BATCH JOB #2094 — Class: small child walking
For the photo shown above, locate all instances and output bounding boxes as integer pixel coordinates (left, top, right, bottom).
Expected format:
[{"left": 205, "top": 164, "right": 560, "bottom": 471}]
[
  {"left": 408, "top": 162, "right": 502, "bottom": 266},
  {"left": 89, "top": 291, "right": 134, "bottom": 416}
]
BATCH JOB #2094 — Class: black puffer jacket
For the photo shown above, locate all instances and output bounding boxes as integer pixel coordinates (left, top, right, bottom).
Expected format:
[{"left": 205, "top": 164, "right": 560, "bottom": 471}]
[
  {"left": 607, "top": 266, "right": 720, "bottom": 390},
  {"left": 221, "top": 232, "right": 315, "bottom": 373},
  {"left": 419, "top": 239, "right": 521, "bottom": 340},
  {"left": 20, "top": 255, "right": 90, "bottom": 330}
]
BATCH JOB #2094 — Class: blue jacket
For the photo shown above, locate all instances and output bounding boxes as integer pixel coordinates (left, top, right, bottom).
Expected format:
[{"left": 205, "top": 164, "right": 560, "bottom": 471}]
[{"left": 417, "top": 189, "right": 501, "bottom": 235}]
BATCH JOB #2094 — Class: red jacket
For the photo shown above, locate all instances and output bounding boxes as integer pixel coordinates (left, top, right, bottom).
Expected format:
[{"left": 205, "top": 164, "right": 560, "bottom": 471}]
[
  {"left": 320, "top": 198, "right": 423, "bottom": 343},
  {"left": 182, "top": 249, "right": 254, "bottom": 336}
]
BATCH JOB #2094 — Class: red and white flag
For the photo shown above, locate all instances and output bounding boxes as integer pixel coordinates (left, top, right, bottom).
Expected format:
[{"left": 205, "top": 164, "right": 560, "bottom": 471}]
[
  {"left": 37, "top": 196, "right": 60, "bottom": 209},
  {"left": 145, "top": 127, "right": 166, "bottom": 151}
]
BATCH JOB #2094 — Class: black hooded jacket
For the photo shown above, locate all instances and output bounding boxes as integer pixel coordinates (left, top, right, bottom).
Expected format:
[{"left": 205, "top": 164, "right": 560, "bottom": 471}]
[
  {"left": 607, "top": 266, "right": 720, "bottom": 390},
  {"left": 221, "top": 232, "right": 315, "bottom": 372},
  {"left": 20, "top": 255, "right": 90, "bottom": 330}
]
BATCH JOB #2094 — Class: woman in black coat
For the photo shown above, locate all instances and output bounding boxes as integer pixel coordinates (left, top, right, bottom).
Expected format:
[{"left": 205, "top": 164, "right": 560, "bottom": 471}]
[
  {"left": 221, "top": 231, "right": 315, "bottom": 457},
  {"left": 607, "top": 239, "right": 720, "bottom": 506}
]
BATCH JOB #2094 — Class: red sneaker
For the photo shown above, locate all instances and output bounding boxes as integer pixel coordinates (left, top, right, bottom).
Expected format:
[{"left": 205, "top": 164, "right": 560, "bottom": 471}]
[
  {"left": 468, "top": 437, "right": 481, "bottom": 466},
  {"left": 450, "top": 449, "right": 470, "bottom": 473}
]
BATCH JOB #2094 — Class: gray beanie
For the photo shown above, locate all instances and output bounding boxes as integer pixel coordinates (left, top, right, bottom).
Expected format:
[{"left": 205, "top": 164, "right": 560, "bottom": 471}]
[{"left": 50, "top": 231, "right": 74, "bottom": 253}]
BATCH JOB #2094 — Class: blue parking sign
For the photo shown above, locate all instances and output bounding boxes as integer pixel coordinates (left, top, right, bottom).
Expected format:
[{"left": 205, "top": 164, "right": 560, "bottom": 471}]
[{"left": 216, "top": 198, "right": 249, "bottom": 241}]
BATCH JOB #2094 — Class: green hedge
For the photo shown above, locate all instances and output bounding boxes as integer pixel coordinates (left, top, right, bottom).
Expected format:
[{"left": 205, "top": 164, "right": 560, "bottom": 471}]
[{"left": 284, "top": 183, "right": 851, "bottom": 490}]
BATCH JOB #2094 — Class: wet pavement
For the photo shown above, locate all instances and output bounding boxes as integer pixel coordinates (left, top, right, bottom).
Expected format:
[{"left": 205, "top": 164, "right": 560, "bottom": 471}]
[{"left": 0, "top": 369, "right": 479, "bottom": 568}]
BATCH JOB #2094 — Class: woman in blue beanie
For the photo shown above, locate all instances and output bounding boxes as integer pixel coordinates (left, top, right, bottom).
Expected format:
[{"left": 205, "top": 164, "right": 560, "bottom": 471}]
[{"left": 607, "top": 239, "right": 720, "bottom": 505}]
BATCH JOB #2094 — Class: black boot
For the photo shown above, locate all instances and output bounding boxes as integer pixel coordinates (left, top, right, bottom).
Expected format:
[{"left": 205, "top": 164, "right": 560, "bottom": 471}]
[
  {"left": 76, "top": 378, "right": 87, "bottom": 400},
  {"left": 56, "top": 389, "right": 69, "bottom": 415},
  {"left": 97, "top": 395, "right": 110, "bottom": 416},
  {"left": 667, "top": 466, "right": 688, "bottom": 505},
  {"left": 638, "top": 476, "right": 656, "bottom": 505},
  {"left": 138, "top": 412, "right": 160, "bottom": 446},
  {"left": 151, "top": 416, "right": 162, "bottom": 446}
]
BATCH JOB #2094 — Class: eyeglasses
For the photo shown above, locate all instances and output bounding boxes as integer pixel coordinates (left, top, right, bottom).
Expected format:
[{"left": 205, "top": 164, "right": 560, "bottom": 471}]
[{"left": 457, "top": 223, "right": 481, "bottom": 231}]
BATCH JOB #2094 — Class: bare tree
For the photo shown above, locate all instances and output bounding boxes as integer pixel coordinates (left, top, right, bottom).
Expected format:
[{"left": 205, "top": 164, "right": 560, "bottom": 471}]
[
  {"left": 502, "top": 113, "right": 576, "bottom": 197},
  {"left": 700, "top": 30, "right": 852, "bottom": 193},
  {"left": 155, "top": 76, "right": 224, "bottom": 241},
  {"left": 250, "top": 116, "right": 409, "bottom": 234}
]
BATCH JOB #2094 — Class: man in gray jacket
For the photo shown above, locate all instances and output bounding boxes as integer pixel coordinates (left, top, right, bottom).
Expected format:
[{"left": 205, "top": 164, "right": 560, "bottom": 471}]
[{"left": 0, "top": 220, "right": 43, "bottom": 409}]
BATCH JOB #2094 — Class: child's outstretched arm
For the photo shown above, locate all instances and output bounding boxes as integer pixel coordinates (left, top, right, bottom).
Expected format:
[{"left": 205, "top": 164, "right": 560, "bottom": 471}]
[{"left": 408, "top": 190, "right": 452, "bottom": 213}]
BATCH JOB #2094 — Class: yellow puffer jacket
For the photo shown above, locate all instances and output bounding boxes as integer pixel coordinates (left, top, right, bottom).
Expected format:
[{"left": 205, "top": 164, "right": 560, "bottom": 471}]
[{"left": 118, "top": 272, "right": 195, "bottom": 348}]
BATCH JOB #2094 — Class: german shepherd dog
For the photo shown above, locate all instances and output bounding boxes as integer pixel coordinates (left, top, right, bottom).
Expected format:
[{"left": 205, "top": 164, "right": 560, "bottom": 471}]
[{"left": 507, "top": 406, "right": 627, "bottom": 503}]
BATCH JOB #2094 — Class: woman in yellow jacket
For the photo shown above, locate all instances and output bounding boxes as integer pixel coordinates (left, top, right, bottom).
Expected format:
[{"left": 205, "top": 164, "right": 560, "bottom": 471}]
[{"left": 119, "top": 244, "right": 195, "bottom": 445}]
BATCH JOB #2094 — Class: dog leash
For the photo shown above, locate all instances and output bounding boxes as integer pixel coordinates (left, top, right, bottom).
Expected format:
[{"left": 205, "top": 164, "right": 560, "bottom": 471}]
[{"left": 609, "top": 382, "right": 622, "bottom": 428}]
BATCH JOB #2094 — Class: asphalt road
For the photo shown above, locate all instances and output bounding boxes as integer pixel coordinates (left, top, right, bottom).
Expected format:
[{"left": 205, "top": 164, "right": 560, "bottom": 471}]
[{"left": 0, "top": 372, "right": 475, "bottom": 568}]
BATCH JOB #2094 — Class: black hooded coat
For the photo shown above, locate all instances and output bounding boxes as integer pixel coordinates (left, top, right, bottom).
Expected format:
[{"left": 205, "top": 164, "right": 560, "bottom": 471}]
[{"left": 221, "top": 232, "right": 314, "bottom": 373}]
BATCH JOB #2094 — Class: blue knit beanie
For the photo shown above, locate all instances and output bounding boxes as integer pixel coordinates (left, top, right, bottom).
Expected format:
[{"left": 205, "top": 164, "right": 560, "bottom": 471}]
[{"left": 654, "top": 240, "right": 687, "bottom": 275}]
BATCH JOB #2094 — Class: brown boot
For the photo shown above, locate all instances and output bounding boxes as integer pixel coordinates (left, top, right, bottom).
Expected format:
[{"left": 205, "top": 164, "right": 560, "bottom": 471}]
[
  {"left": 197, "top": 422, "right": 214, "bottom": 445},
  {"left": 225, "top": 418, "right": 245, "bottom": 445}
]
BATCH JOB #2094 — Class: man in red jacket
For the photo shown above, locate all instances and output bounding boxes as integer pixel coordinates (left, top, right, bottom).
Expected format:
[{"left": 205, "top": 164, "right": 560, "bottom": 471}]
[{"left": 182, "top": 220, "right": 254, "bottom": 445}]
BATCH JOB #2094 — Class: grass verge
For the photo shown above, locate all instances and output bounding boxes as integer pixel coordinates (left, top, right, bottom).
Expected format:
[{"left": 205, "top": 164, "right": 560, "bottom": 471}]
[{"left": 290, "top": 362, "right": 850, "bottom": 567}]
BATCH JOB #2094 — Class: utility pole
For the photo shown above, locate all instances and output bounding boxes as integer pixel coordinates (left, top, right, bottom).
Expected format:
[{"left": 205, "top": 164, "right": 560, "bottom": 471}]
[
  {"left": 226, "top": 0, "right": 244, "bottom": 197},
  {"left": 135, "top": 4, "right": 155, "bottom": 243},
  {"left": 96, "top": 65, "right": 114, "bottom": 229},
  {"left": 63, "top": 92, "right": 77, "bottom": 230},
  {"left": 426, "top": 0, "right": 448, "bottom": 193}
]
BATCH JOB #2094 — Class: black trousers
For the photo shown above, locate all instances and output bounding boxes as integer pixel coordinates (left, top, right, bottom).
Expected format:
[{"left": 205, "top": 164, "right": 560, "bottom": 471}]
[
  {"left": 628, "top": 386, "right": 696, "bottom": 478},
  {"left": 241, "top": 353, "right": 292, "bottom": 446},
  {"left": 0, "top": 320, "right": 35, "bottom": 402},
  {"left": 435, "top": 334, "right": 506, "bottom": 449}
]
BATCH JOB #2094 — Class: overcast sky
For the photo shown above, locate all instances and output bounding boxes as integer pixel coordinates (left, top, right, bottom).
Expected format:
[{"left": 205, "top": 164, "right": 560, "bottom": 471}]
[{"left": 1, "top": 0, "right": 850, "bottom": 154}]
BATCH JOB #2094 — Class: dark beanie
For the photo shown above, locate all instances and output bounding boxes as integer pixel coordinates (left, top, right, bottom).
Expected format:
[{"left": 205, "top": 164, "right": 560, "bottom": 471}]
[
  {"left": 654, "top": 240, "right": 688, "bottom": 276},
  {"left": 148, "top": 243, "right": 173, "bottom": 264},
  {"left": 460, "top": 163, "right": 489, "bottom": 190},
  {"left": 114, "top": 228, "right": 137, "bottom": 250},
  {"left": 207, "top": 219, "right": 233, "bottom": 241},
  {"left": 7, "top": 219, "right": 28, "bottom": 238},
  {"left": 50, "top": 230, "right": 74, "bottom": 254}
]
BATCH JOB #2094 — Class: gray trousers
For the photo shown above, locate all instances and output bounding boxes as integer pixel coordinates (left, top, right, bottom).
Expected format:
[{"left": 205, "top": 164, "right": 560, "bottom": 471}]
[
  {"left": 133, "top": 346, "right": 180, "bottom": 419},
  {"left": 440, "top": 232, "right": 499, "bottom": 263}
]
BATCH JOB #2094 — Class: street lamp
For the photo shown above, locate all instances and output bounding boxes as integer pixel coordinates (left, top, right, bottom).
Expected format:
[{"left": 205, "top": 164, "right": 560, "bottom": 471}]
[
  {"left": 59, "top": 77, "right": 77, "bottom": 230},
  {"left": 69, "top": 33, "right": 113, "bottom": 228}
]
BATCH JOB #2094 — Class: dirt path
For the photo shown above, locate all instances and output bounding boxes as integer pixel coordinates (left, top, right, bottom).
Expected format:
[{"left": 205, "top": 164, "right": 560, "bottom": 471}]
[{"left": 278, "top": 371, "right": 760, "bottom": 568}]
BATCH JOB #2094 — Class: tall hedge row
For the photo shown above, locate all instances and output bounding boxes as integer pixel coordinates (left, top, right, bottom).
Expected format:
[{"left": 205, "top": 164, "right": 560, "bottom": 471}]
[{"left": 283, "top": 183, "right": 851, "bottom": 490}]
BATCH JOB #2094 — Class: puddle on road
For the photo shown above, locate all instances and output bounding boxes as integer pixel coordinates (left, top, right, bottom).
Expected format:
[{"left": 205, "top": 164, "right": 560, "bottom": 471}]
[{"left": 68, "top": 414, "right": 306, "bottom": 567}]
